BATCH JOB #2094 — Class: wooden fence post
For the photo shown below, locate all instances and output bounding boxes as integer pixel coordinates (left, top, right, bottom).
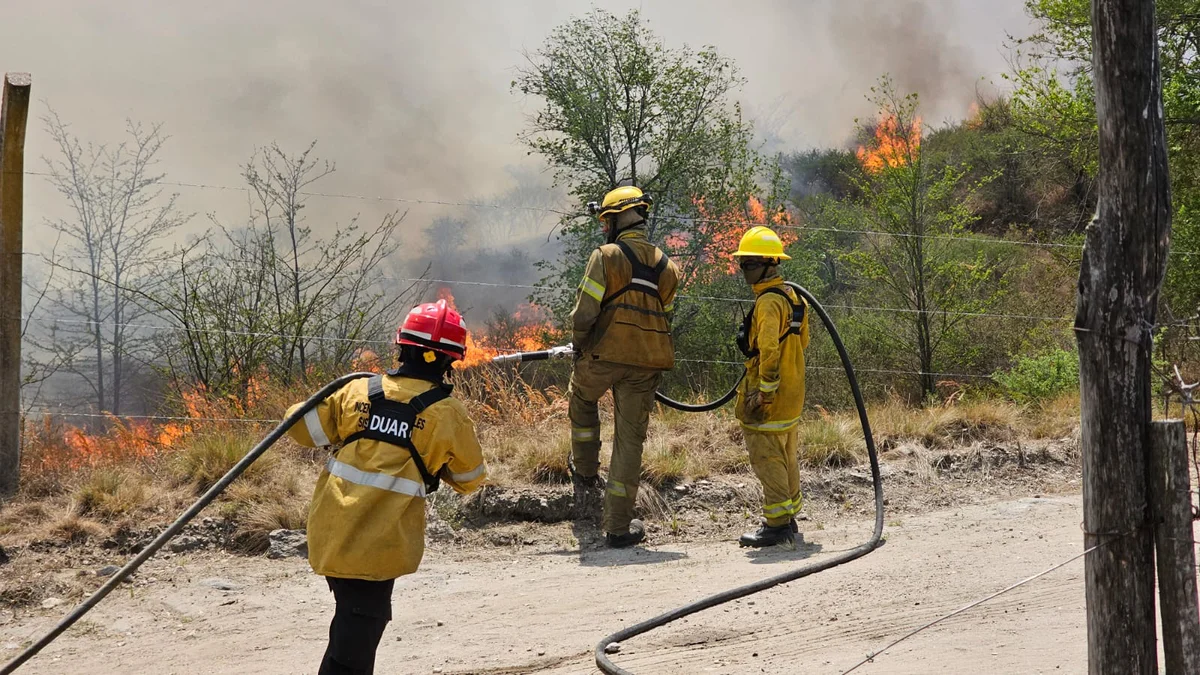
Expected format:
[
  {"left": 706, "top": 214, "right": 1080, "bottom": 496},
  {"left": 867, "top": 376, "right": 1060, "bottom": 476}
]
[
  {"left": 1148, "top": 420, "right": 1200, "bottom": 674},
  {"left": 1079, "top": 0, "right": 1171, "bottom": 672},
  {"left": 0, "top": 72, "right": 31, "bottom": 499}
]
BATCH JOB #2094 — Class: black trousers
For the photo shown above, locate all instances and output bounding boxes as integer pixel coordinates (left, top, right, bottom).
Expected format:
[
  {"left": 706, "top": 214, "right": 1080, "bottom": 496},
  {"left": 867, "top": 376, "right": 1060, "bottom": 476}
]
[{"left": 318, "top": 576, "right": 396, "bottom": 675}]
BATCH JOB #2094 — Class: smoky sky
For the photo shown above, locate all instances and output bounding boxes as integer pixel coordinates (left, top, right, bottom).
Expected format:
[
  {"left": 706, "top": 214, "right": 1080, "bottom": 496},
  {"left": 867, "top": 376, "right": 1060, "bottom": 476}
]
[{"left": 1, "top": 0, "right": 1034, "bottom": 249}]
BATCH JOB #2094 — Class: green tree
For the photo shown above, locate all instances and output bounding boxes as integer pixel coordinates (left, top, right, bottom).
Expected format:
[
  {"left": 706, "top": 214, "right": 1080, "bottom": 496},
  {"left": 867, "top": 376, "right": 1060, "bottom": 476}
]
[
  {"left": 1007, "top": 0, "right": 1200, "bottom": 318},
  {"left": 841, "top": 78, "right": 1012, "bottom": 399},
  {"left": 512, "top": 8, "right": 786, "bottom": 328}
]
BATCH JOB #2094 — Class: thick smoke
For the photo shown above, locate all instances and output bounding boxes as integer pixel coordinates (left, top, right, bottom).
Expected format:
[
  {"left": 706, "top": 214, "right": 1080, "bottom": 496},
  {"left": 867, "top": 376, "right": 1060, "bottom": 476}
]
[{"left": 2, "top": 0, "right": 1033, "bottom": 318}]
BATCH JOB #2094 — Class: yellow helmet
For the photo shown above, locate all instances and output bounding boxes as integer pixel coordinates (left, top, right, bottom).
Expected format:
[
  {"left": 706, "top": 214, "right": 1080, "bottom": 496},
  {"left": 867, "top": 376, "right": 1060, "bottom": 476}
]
[
  {"left": 733, "top": 226, "right": 791, "bottom": 260},
  {"left": 587, "top": 186, "right": 653, "bottom": 221}
]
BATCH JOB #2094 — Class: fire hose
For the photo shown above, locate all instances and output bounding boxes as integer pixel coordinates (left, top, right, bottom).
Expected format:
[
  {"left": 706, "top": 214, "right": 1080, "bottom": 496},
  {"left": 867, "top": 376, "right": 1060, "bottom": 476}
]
[
  {"left": 491, "top": 344, "right": 743, "bottom": 413},
  {"left": 4, "top": 287, "right": 881, "bottom": 673},
  {"left": 0, "top": 372, "right": 376, "bottom": 675},
  {"left": 589, "top": 284, "right": 884, "bottom": 675},
  {"left": 488, "top": 286, "right": 885, "bottom": 673}
]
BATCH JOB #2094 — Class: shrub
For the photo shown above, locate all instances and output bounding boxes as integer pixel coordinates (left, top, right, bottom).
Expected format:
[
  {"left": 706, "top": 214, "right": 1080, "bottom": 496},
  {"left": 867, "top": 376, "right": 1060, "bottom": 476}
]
[
  {"left": 74, "top": 467, "right": 150, "bottom": 520},
  {"left": 993, "top": 348, "right": 1079, "bottom": 403},
  {"left": 170, "top": 429, "right": 279, "bottom": 491}
]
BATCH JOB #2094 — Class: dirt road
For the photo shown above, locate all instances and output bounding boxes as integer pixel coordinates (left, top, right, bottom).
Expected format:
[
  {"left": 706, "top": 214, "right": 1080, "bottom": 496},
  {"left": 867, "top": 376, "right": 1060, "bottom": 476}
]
[{"left": 0, "top": 491, "right": 1143, "bottom": 674}]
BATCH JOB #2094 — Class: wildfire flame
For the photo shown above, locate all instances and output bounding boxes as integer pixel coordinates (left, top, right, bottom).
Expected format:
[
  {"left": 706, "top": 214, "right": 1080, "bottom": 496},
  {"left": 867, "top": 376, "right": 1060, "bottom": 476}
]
[
  {"left": 350, "top": 348, "right": 386, "bottom": 374},
  {"left": 436, "top": 287, "right": 552, "bottom": 369},
  {"left": 857, "top": 114, "right": 921, "bottom": 173},
  {"left": 966, "top": 101, "right": 982, "bottom": 130},
  {"left": 670, "top": 196, "right": 795, "bottom": 281}
]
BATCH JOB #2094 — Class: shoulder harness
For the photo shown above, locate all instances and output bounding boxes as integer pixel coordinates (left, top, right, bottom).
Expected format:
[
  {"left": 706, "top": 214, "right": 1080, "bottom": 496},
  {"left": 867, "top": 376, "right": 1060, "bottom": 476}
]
[
  {"left": 599, "top": 240, "right": 670, "bottom": 310},
  {"left": 342, "top": 374, "right": 452, "bottom": 494},
  {"left": 736, "top": 281, "right": 807, "bottom": 359}
]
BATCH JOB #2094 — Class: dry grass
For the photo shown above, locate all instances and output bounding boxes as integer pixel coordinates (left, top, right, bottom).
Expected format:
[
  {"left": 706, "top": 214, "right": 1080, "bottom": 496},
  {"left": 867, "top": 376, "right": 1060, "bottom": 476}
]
[
  {"left": 0, "top": 502, "right": 51, "bottom": 537},
  {"left": 170, "top": 428, "right": 280, "bottom": 492},
  {"left": 1028, "top": 393, "right": 1082, "bottom": 439},
  {"left": 642, "top": 438, "right": 688, "bottom": 487},
  {"left": 0, "top": 364, "right": 1086, "bottom": 552},
  {"left": 799, "top": 415, "right": 866, "bottom": 466},
  {"left": 73, "top": 466, "right": 151, "bottom": 520},
  {"left": 45, "top": 512, "right": 106, "bottom": 545},
  {"left": 869, "top": 395, "right": 1026, "bottom": 447},
  {"left": 233, "top": 499, "right": 308, "bottom": 553},
  {"left": 484, "top": 425, "right": 572, "bottom": 484}
]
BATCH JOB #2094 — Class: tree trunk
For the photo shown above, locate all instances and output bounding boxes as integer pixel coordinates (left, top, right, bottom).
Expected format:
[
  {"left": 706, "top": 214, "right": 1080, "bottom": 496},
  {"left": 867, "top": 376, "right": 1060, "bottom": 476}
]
[
  {"left": 111, "top": 270, "right": 121, "bottom": 416},
  {"left": 1077, "top": 1, "right": 1172, "bottom": 673},
  {"left": 288, "top": 211, "right": 306, "bottom": 380},
  {"left": 90, "top": 268, "right": 105, "bottom": 414}
]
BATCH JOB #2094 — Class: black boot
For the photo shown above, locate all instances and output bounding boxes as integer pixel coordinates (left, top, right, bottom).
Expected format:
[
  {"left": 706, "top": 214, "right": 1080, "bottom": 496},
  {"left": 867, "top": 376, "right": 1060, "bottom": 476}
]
[
  {"left": 606, "top": 519, "right": 646, "bottom": 548},
  {"left": 790, "top": 517, "right": 798, "bottom": 533},
  {"left": 569, "top": 457, "right": 604, "bottom": 489},
  {"left": 739, "top": 523, "right": 795, "bottom": 548}
]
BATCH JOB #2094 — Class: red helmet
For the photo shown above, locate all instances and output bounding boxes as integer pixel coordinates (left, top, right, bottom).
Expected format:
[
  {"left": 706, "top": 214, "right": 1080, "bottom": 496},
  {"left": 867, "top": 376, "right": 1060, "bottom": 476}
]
[{"left": 395, "top": 299, "right": 468, "bottom": 361}]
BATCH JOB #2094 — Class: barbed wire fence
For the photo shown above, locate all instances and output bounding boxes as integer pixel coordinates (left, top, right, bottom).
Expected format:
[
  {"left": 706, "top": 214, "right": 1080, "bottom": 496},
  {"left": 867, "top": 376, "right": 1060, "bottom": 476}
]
[
  {"left": 12, "top": 165, "right": 1200, "bottom": 427},
  {"left": 6, "top": 169, "right": 1198, "bottom": 673}
]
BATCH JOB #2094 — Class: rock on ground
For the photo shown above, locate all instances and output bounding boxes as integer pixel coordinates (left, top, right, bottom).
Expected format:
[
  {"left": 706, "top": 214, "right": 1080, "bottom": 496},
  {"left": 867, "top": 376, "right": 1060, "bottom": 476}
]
[
  {"left": 166, "top": 535, "right": 205, "bottom": 554},
  {"left": 266, "top": 529, "right": 308, "bottom": 560}
]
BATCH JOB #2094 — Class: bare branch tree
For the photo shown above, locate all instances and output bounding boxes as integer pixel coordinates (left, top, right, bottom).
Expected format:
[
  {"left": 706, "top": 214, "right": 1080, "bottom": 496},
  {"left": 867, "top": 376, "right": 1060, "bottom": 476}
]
[{"left": 41, "top": 108, "right": 187, "bottom": 415}]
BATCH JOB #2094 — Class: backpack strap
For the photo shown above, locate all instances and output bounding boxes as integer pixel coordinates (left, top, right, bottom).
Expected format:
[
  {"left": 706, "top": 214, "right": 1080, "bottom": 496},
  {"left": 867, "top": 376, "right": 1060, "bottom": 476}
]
[
  {"left": 737, "top": 285, "right": 806, "bottom": 358},
  {"left": 760, "top": 287, "right": 805, "bottom": 338},
  {"left": 407, "top": 385, "right": 452, "bottom": 413},
  {"left": 340, "top": 378, "right": 453, "bottom": 493},
  {"left": 600, "top": 241, "right": 669, "bottom": 309},
  {"left": 366, "top": 374, "right": 386, "bottom": 400}
]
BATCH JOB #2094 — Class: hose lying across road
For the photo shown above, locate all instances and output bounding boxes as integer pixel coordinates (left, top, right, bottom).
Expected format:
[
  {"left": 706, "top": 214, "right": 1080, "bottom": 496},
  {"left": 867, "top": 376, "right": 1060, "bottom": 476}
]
[
  {"left": 0, "top": 372, "right": 376, "bottom": 675},
  {"left": 594, "top": 283, "right": 886, "bottom": 675},
  {"left": 4, "top": 286, "right": 881, "bottom": 673}
]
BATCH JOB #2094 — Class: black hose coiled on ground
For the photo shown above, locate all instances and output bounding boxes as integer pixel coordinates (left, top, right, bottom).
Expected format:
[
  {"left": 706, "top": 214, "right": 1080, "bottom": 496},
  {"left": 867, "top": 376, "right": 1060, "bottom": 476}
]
[
  {"left": 0, "top": 372, "right": 374, "bottom": 675},
  {"left": 595, "top": 284, "right": 885, "bottom": 674}
]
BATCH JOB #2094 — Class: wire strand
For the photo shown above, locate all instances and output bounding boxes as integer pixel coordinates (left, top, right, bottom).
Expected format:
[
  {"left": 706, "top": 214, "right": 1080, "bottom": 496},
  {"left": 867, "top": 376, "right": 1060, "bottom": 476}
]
[
  {"left": 20, "top": 170, "right": 1199, "bottom": 257},
  {"left": 839, "top": 540, "right": 1110, "bottom": 674}
]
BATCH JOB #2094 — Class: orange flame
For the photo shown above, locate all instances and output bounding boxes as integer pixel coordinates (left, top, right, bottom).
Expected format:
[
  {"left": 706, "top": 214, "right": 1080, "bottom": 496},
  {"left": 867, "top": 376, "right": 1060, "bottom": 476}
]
[
  {"left": 437, "top": 288, "right": 551, "bottom": 369},
  {"left": 350, "top": 348, "right": 386, "bottom": 374},
  {"left": 669, "top": 196, "right": 794, "bottom": 282},
  {"left": 47, "top": 414, "right": 189, "bottom": 471},
  {"left": 857, "top": 114, "right": 921, "bottom": 173}
]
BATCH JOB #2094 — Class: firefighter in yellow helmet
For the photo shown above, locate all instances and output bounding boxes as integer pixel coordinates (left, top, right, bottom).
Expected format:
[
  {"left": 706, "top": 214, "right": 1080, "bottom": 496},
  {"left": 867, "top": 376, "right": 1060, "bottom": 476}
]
[
  {"left": 570, "top": 185, "right": 680, "bottom": 547},
  {"left": 732, "top": 226, "right": 809, "bottom": 549},
  {"left": 286, "top": 300, "right": 486, "bottom": 675}
]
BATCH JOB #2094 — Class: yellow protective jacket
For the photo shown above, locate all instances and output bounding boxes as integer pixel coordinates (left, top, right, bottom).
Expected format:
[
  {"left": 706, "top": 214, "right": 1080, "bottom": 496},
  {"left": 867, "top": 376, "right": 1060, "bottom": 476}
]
[
  {"left": 735, "top": 277, "right": 810, "bottom": 433},
  {"left": 286, "top": 373, "right": 486, "bottom": 581},
  {"left": 570, "top": 229, "right": 680, "bottom": 370}
]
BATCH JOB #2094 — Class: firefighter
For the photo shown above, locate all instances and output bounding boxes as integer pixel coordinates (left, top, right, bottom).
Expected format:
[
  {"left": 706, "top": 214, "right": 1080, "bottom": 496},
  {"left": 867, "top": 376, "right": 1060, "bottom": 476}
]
[
  {"left": 570, "top": 185, "right": 680, "bottom": 547},
  {"left": 286, "top": 299, "right": 487, "bottom": 675},
  {"left": 732, "top": 226, "right": 809, "bottom": 549}
]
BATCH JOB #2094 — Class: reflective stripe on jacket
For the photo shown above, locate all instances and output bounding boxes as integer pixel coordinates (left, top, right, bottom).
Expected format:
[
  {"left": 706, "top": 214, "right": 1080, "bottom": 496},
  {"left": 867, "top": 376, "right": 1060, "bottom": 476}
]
[
  {"left": 570, "top": 229, "right": 680, "bottom": 370},
  {"left": 735, "top": 277, "right": 810, "bottom": 433},
  {"left": 286, "top": 374, "right": 486, "bottom": 581}
]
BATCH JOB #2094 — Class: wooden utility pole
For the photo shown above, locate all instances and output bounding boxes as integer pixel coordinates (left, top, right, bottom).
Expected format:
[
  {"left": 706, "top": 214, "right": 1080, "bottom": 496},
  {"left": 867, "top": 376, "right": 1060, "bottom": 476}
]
[
  {"left": 0, "top": 73, "right": 31, "bottom": 499},
  {"left": 1148, "top": 420, "right": 1200, "bottom": 674},
  {"left": 1078, "top": 0, "right": 1172, "bottom": 673}
]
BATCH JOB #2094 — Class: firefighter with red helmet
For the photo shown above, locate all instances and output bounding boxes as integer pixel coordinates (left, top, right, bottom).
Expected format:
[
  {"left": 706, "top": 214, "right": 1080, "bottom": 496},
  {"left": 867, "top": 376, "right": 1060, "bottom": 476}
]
[{"left": 286, "top": 299, "right": 487, "bottom": 675}]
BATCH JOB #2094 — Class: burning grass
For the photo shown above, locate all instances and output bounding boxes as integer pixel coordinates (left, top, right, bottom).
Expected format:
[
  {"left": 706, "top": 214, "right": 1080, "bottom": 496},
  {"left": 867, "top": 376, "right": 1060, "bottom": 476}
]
[{"left": 1, "top": 362, "right": 1084, "bottom": 556}]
